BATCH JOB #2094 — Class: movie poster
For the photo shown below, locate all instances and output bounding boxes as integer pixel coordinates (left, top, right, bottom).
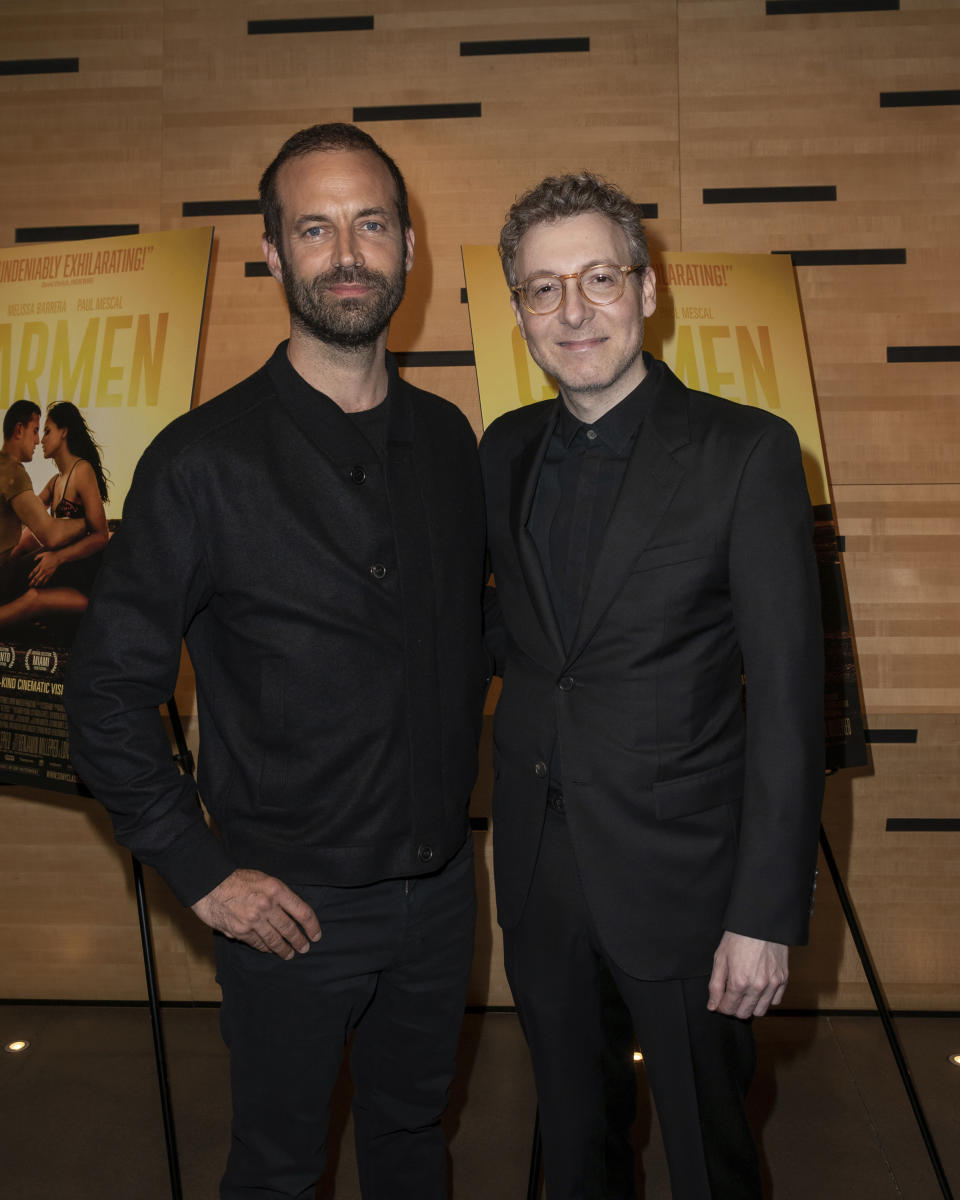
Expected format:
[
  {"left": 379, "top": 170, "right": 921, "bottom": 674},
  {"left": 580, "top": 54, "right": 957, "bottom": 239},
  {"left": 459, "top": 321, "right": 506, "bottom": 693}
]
[
  {"left": 462, "top": 247, "right": 865, "bottom": 770},
  {"left": 0, "top": 227, "right": 212, "bottom": 792}
]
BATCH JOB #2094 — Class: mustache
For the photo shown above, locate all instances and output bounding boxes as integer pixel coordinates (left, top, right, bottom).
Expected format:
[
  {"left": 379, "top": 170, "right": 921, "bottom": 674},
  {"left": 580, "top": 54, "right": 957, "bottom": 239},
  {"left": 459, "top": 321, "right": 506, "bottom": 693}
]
[{"left": 312, "top": 266, "right": 388, "bottom": 290}]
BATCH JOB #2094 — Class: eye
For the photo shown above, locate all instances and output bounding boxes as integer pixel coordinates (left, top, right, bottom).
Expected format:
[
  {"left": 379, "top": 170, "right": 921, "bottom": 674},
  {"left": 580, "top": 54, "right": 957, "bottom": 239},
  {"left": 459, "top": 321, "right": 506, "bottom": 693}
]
[
  {"left": 529, "top": 277, "right": 561, "bottom": 298},
  {"left": 584, "top": 267, "right": 618, "bottom": 288},
  {"left": 360, "top": 219, "right": 385, "bottom": 232}
]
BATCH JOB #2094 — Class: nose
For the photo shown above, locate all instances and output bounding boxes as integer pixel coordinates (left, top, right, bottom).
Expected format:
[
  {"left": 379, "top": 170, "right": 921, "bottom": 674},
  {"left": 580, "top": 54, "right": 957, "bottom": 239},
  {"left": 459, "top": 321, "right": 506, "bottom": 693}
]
[
  {"left": 558, "top": 277, "right": 591, "bottom": 328},
  {"left": 333, "top": 227, "right": 363, "bottom": 270}
]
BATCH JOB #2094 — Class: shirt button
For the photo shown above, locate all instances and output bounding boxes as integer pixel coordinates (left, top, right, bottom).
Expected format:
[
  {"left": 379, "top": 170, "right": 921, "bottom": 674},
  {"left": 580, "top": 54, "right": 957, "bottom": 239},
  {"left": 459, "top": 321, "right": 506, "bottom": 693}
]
[
  {"left": 586, "top": 429, "right": 598, "bottom": 441},
  {"left": 369, "top": 563, "right": 387, "bottom": 579},
  {"left": 534, "top": 760, "right": 548, "bottom": 778},
  {"left": 417, "top": 843, "right": 434, "bottom": 863},
  {"left": 349, "top": 465, "right": 366, "bottom": 484},
  {"left": 558, "top": 675, "right": 575, "bottom": 692}
]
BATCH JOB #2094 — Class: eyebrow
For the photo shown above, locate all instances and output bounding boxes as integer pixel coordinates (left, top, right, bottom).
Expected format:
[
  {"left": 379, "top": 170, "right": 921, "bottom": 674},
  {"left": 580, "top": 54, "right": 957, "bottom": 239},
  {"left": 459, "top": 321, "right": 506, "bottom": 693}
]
[
  {"left": 523, "top": 258, "right": 619, "bottom": 278},
  {"left": 294, "top": 206, "right": 393, "bottom": 228}
]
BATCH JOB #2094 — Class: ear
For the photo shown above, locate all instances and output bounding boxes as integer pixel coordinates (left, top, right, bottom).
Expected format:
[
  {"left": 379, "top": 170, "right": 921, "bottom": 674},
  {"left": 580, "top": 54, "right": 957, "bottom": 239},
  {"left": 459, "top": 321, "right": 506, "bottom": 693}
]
[
  {"left": 510, "top": 294, "right": 528, "bottom": 341},
  {"left": 262, "top": 234, "right": 283, "bottom": 284},
  {"left": 640, "top": 267, "right": 657, "bottom": 319},
  {"left": 403, "top": 227, "right": 415, "bottom": 274}
]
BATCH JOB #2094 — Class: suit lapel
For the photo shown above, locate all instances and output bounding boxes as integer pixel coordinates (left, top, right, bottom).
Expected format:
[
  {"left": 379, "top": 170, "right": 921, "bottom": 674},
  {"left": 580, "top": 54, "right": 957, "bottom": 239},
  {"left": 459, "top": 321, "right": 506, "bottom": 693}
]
[
  {"left": 567, "top": 374, "right": 690, "bottom": 661},
  {"left": 508, "top": 406, "right": 566, "bottom": 659}
]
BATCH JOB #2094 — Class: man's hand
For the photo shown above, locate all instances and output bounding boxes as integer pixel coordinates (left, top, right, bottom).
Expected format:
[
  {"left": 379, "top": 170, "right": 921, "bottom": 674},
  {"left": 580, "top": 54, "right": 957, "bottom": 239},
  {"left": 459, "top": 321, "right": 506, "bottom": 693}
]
[
  {"left": 29, "top": 550, "right": 60, "bottom": 587},
  {"left": 707, "top": 931, "right": 788, "bottom": 1019},
  {"left": 191, "top": 868, "right": 322, "bottom": 960}
]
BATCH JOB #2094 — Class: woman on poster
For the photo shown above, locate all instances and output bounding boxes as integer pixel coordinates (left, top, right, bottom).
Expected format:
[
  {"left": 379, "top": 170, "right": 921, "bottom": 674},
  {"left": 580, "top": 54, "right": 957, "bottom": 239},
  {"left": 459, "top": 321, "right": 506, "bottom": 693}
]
[{"left": 0, "top": 402, "right": 110, "bottom": 627}]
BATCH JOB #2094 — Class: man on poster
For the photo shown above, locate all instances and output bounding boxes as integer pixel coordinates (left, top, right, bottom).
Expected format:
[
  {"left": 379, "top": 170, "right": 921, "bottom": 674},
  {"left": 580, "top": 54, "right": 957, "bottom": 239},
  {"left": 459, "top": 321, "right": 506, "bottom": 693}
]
[
  {"left": 480, "top": 172, "right": 824, "bottom": 1198},
  {"left": 1, "top": 400, "right": 85, "bottom": 582},
  {"left": 66, "top": 124, "right": 487, "bottom": 1199}
]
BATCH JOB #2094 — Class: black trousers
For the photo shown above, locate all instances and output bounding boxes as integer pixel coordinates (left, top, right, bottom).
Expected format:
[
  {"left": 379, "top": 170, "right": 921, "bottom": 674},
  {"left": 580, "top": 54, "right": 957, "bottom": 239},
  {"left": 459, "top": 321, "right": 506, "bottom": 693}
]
[
  {"left": 214, "top": 835, "right": 476, "bottom": 1200},
  {"left": 503, "top": 805, "right": 760, "bottom": 1200}
]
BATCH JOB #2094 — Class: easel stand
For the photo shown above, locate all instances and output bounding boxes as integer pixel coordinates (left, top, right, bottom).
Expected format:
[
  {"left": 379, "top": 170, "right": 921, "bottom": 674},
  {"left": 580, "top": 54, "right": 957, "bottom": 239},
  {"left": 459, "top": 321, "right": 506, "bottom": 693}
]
[
  {"left": 127, "top": 696, "right": 194, "bottom": 1200},
  {"left": 818, "top": 824, "right": 953, "bottom": 1200},
  {"left": 524, "top": 822, "right": 956, "bottom": 1200},
  {"left": 132, "top": 853, "right": 182, "bottom": 1200}
]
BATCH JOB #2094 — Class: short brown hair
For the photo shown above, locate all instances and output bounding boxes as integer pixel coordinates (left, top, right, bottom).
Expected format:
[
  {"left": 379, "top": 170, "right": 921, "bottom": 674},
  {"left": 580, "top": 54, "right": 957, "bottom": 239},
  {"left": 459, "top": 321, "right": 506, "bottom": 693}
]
[
  {"left": 3, "top": 399, "right": 40, "bottom": 441},
  {"left": 259, "top": 122, "right": 411, "bottom": 249},
  {"left": 499, "top": 171, "right": 649, "bottom": 288}
]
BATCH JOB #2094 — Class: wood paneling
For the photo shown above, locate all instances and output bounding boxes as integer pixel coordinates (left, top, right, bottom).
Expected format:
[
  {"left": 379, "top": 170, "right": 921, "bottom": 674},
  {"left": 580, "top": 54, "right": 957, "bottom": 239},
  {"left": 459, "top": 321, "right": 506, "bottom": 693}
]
[{"left": 1, "top": 0, "right": 957, "bottom": 1011}]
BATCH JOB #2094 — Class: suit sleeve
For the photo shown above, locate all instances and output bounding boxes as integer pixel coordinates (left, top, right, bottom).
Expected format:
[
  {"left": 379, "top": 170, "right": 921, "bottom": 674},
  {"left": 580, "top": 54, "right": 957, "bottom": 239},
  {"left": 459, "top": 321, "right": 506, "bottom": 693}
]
[
  {"left": 723, "top": 418, "right": 824, "bottom": 946},
  {"left": 64, "top": 441, "right": 236, "bottom": 906}
]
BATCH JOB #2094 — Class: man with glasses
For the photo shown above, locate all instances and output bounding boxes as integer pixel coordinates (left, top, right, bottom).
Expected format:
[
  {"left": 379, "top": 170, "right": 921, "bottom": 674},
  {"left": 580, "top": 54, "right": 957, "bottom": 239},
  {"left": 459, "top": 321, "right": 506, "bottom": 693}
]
[{"left": 480, "top": 172, "right": 824, "bottom": 1198}]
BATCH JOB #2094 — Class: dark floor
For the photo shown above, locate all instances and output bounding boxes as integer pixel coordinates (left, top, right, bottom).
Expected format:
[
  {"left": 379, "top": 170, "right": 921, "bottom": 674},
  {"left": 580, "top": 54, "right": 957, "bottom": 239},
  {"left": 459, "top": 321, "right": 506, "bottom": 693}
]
[{"left": 1, "top": 1005, "right": 958, "bottom": 1198}]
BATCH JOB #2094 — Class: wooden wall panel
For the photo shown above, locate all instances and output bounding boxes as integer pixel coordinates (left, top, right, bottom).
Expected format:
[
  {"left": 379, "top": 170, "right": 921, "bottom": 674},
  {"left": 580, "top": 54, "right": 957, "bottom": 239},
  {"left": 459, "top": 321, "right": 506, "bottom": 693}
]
[
  {"left": 1, "top": 0, "right": 957, "bottom": 1012},
  {"left": 675, "top": 0, "right": 960, "bottom": 1012},
  {"left": 789, "top": 715, "right": 960, "bottom": 1011}
]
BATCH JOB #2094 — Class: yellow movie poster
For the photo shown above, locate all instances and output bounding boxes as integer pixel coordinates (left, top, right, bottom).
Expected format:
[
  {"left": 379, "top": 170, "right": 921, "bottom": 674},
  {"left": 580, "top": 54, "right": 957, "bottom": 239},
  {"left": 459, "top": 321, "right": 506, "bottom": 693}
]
[
  {"left": 0, "top": 227, "right": 212, "bottom": 792},
  {"left": 463, "top": 246, "right": 864, "bottom": 769}
]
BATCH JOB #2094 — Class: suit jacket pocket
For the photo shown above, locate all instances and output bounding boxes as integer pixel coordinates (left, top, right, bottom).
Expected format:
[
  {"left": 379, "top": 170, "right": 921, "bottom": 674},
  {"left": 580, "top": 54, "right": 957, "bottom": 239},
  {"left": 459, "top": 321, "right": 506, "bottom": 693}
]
[
  {"left": 653, "top": 757, "right": 742, "bottom": 820},
  {"left": 632, "top": 535, "right": 718, "bottom": 574}
]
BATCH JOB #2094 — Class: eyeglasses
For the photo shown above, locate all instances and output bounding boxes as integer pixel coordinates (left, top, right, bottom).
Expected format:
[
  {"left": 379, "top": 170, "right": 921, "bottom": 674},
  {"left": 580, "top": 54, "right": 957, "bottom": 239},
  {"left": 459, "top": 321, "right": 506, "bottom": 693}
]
[{"left": 511, "top": 263, "right": 644, "bottom": 316}]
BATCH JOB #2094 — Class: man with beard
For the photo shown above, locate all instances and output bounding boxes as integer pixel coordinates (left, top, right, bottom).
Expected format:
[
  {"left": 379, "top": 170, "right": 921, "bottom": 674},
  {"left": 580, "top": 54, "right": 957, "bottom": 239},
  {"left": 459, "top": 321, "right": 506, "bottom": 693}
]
[{"left": 65, "top": 124, "right": 488, "bottom": 1200}]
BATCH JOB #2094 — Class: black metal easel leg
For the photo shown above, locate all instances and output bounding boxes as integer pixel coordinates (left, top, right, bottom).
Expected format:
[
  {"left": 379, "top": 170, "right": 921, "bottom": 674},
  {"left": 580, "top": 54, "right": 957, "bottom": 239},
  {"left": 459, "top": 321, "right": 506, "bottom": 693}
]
[
  {"left": 526, "top": 1106, "right": 543, "bottom": 1200},
  {"left": 132, "top": 855, "right": 183, "bottom": 1200},
  {"left": 819, "top": 824, "right": 954, "bottom": 1200}
]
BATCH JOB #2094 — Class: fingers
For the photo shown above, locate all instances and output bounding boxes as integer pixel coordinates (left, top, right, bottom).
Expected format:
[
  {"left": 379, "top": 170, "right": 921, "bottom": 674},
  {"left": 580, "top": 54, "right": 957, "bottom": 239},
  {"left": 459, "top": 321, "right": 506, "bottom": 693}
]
[
  {"left": 192, "top": 869, "right": 322, "bottom": 959},
  {"left": 707, "top": 933, "right": 789, "bottom": 1019},
  {"left": 706, "top": 959, "right": 727, "bottom": 1012}
]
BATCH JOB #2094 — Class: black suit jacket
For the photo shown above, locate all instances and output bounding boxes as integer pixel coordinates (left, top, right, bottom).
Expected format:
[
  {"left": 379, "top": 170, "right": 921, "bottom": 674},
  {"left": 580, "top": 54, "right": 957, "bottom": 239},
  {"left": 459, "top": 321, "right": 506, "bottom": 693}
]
[{"left": 480, "top": 358, "right": 824, "bottom": 980}]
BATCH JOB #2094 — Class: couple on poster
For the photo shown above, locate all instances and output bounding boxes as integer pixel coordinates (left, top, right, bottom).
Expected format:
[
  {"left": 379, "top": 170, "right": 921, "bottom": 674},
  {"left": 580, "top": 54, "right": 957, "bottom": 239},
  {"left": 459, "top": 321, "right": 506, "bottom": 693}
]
[
  {"left": 0, "top": 399, "right": 109, "bottom": 634},
  {"left": 64, "top": 122, "right": 823, "bottom": 1200}
]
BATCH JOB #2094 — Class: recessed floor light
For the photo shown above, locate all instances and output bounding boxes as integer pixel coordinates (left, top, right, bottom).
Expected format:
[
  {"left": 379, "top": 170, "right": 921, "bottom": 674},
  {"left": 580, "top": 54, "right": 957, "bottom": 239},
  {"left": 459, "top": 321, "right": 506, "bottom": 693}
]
[
  {"left": 949, "top": 1053, "right": 960, "bottom": 1068},
  {"left": 633, "top": 1050, "right": 643, "bottom": 1063},
  {"left": 4, "top": 1040, "right": 29, "bottom": 1053}
]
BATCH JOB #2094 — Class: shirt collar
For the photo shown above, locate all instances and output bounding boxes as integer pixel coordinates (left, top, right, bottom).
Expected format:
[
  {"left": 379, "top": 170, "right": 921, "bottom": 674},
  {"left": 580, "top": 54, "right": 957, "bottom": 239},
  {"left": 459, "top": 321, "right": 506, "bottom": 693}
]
[
  {"left": 264, "top": 341, "right": 407, "bottom": 458},
  {"left": 557, "top": 352, "right": 664, "bottom": 453}
]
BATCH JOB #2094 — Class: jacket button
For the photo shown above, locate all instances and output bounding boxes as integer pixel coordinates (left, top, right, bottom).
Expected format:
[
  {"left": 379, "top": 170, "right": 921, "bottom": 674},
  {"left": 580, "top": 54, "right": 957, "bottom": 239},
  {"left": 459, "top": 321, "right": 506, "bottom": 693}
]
[
  {"left": 369, "top": 563, "right": 387, "bottom": 579},
  {"left": 349, "top": 465, "right": 366, "bottom": 484},
  {"left": 417, "top": 843, "right": 434, "bottom": 863},
  {"left": 558, "top": 675, "right": 574, "bottom": 692},
  {"left": 534, "top": 760, "right": 548, "bottom": 778}
]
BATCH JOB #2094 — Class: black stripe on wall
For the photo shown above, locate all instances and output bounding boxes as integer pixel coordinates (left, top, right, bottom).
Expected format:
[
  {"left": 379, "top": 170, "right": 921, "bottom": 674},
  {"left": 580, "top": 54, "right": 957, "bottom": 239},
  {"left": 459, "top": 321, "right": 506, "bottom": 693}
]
[
  {"left": 704, "top": 186, "right": 836, "bottom": 205},
  {"left": 887, "top": 346, "right": 960, "bottom": 363},
  {"left": 15, "top": 224, "right": 139, "bottom": 243},
  {"left": 460, "top": 38, "right": 589, "bottom": 56},
  {"left": 353, "top": 103, "right": 481, "bottom": 122},
  {"left": 881, "top": 90, "right": 960, "bottom": 108},
  {"left": 865, "top": 729, "right": 918, "bottom": 744},
  {"left": 183, "top": 200, "right": 260, "bottom": 217},
  {"left": 470, "top": 817, "right": 489, "bottom": 831},
  {"left": 0, "top": 57, "right": 79, "bottom": 76},
  {"left": 248, "top": 17, "right": 374, "bottom": 34},
  {"left": 245, "top": 262, "right": 272, "bottom": 277},
  {"left": 773, "top": 248, "right": 906, "bottom": 266},
  {"left": 886, "top": 819, "right": 960, "bottom": 832},
  {"left": 767, "top": 0, "right": 898, "bottom": 12},
  {"left": 393, "top": 350, "right": 476, "bottom": 368}
]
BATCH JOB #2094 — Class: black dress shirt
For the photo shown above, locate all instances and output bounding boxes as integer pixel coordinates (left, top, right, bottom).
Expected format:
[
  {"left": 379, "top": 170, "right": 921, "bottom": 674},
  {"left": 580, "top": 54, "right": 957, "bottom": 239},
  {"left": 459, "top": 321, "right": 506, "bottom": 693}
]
[{"left": 528, "top": 359, "right": 663, "bottom": 649}]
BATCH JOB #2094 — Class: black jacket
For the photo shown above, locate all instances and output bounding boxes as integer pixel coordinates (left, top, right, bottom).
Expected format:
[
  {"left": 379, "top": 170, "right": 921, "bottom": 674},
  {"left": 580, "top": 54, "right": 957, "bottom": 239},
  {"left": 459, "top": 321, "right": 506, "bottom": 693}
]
[
  {"left": 66, "top": 344, "right": 488, "bottom": 906},
  {"left": 481, "top": 358, "right": 824, "bottom": 979}
]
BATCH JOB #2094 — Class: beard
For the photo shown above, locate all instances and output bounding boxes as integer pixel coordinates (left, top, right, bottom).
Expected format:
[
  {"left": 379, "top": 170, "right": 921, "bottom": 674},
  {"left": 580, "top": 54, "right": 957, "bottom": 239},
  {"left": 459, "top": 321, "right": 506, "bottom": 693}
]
[{"left": 280, "top": 256, "right": 407, "bottom": 350}]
